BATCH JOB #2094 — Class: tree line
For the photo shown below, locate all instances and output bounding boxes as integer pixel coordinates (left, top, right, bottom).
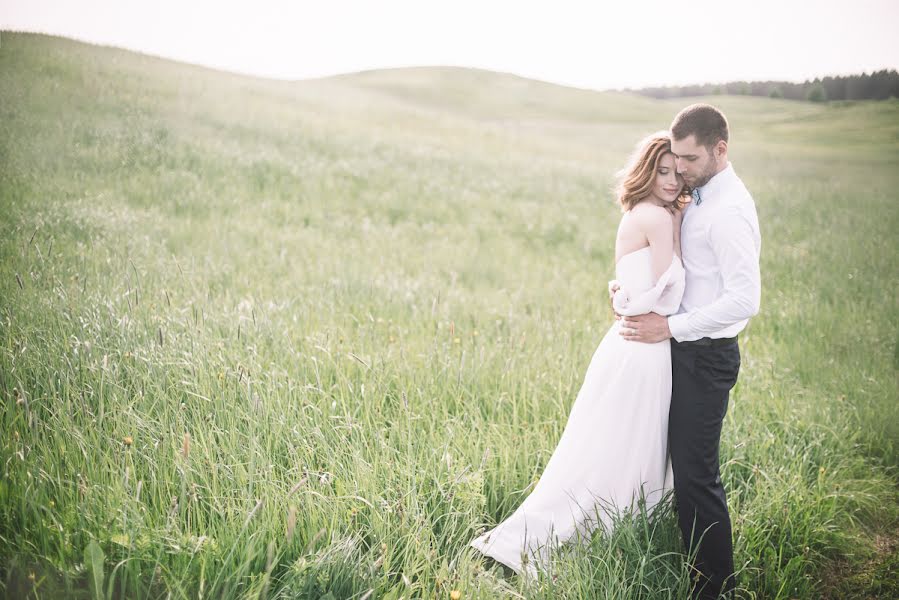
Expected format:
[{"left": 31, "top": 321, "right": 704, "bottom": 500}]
[{"left": 627, "top": 69, "right": 899, "bottom": 102}]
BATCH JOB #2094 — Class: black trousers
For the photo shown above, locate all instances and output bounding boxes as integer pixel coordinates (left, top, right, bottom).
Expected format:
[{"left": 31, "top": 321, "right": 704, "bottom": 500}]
[{"left": 669, "top": 339, "right": 740, "bottom": 599}]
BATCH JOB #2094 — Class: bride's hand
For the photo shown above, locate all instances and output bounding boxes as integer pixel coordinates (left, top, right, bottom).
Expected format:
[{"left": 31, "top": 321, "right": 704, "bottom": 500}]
[{"left": 608, "top": 281, "right": 622, "bottom": 320}]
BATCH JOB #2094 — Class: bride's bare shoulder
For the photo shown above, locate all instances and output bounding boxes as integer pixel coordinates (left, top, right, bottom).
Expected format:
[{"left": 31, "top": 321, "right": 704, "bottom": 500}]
[{"left": 628, "top": 202, "right": 673, "bottom": 230}]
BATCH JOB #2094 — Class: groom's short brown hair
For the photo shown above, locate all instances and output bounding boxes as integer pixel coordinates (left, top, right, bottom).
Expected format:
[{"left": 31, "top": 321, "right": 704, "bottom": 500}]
[{"left": 671, "top": 104, "right": 729, "bottom": 149}]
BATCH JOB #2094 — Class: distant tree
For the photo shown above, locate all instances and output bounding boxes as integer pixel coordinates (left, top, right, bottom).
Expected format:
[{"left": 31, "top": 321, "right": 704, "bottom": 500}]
[
  {"left": 784, "top": 82, "right": 804, "bottom": 101},
  {"left": 807, "top": 83, "right": 827, "bottom": 102},
  {"left": 628, "top": 69, "right": 899, "bottom": 103},
  {"left": 870, "top": 69, "right": 899, "bottom": 100},
  {"left": 822, "top": 76, "right": 845, "bottom": 101}
]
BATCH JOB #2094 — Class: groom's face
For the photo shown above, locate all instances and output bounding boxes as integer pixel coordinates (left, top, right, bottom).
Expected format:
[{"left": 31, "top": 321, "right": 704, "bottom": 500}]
[{"left": 671, "top": 134, "right": 718, "bottom": 189}]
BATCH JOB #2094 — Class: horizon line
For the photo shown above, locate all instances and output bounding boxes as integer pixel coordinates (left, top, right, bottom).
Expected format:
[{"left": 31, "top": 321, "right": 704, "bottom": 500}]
[{"left": 3, "top": 28, "right": 897, "bottom": 94}]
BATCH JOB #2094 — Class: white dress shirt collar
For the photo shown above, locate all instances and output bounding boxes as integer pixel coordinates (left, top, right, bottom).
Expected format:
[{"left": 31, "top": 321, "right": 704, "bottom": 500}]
[{"left": 695, "top": 161, "right": 735, "bottom": 202}]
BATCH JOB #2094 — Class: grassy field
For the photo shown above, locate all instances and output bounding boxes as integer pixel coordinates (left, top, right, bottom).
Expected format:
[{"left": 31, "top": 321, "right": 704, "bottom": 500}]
[{"left": 1, "top": 31, "right": 898, "bottom": 599}]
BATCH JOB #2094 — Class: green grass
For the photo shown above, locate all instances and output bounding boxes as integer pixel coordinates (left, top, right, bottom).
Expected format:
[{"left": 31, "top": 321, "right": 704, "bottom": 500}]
[{"left": 1, "top": 31, "right": 898, "bottom": 599}]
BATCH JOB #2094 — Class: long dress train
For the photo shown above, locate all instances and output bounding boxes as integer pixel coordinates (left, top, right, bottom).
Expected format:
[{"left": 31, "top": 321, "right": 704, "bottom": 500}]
[{"left": 469, "top": 246, "right": 686, "bottom": 578}]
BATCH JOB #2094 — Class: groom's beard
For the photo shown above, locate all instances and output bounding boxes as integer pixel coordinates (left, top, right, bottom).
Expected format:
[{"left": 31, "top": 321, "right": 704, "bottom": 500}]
[{"left": 691, "top": 155, "right": 720, "bottom": 189}]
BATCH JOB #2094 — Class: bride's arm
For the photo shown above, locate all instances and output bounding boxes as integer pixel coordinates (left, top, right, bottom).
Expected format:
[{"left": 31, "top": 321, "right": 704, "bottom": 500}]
[
  {"left": 639, "top": 206, "right": 675, "bottom": 282},
  {"left": 610, "top": 207, "right": 676, "bottom": 317},
  {"left": 672, "top": 207, "right": 684, "bottom": 259}
]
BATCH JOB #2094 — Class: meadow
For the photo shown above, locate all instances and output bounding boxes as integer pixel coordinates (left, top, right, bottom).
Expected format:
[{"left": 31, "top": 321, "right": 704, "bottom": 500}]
[{"left": 1, "top": 32, "right": 897, "bottom": 599}]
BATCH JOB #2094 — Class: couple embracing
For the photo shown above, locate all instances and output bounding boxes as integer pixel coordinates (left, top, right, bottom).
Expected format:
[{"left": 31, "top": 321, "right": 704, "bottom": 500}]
[{"left": 470, "top": 104, "right": 762, "bottom": 600}]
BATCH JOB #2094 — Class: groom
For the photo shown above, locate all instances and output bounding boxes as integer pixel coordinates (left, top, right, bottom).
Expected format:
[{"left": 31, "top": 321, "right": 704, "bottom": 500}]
[{"left": 620, "top": 104, "right": 761, "bottom": 599}]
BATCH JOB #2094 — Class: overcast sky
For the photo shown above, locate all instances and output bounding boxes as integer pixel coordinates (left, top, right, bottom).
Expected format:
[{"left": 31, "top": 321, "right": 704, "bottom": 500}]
[{"left": 3, "top": 0, "right": 897, "bottom": 90}]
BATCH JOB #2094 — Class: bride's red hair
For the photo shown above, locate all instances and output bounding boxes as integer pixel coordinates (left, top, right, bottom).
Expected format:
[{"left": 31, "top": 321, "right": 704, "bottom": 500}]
[{"left": 615, "top": 132, "right": 688, "bottom": 212}]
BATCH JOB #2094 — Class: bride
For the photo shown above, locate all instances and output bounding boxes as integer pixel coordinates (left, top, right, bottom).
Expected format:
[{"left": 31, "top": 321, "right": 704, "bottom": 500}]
[{"left": 469, "top": 132, "right": 689, "bottom": 578}]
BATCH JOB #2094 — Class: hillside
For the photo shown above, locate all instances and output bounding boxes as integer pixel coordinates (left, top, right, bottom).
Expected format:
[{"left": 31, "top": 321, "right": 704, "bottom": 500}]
[{"left": 1, "top": 31, "right": 897, "bottom": 599}]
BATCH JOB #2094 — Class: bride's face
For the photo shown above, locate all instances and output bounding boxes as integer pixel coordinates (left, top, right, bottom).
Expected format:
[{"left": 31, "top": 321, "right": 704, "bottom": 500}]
[{"left": 650, "top": 153, "right": 684, "bottom": 205}]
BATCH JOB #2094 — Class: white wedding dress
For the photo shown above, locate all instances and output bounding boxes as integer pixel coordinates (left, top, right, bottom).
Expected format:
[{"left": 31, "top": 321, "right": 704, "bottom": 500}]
[{"left": 469, "top": 245, "right": 686, "bottom": 578}]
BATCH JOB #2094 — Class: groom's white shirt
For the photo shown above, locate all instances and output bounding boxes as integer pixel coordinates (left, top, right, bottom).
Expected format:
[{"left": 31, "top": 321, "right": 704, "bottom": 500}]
[{"left": 667, "top": 161, "right": 761, "bottom": 342}]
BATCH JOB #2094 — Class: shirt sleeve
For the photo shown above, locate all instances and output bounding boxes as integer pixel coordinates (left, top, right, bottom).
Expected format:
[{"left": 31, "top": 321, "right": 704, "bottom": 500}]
[{"left": 667, "top": 205, "right": 760, "bottom": 341}]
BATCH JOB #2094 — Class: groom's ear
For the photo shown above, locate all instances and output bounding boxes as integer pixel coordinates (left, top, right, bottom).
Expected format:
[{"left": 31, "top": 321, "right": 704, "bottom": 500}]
[{"left": 714, "top": 139, "right": 728, "bottom": 160}]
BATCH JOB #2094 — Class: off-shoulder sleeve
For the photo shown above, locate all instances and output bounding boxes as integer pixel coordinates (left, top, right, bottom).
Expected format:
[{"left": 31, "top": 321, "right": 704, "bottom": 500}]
[{"left": 609, "top": 258, "right": 683, "bottom": 317}]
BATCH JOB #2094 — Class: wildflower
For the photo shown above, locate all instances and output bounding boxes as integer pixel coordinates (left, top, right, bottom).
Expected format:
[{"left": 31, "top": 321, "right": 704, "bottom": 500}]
[
  {"left": 123, "top": 436, "right": 133, "bottom": 447},
  {"left": 450, "top": 591, "right": 461, "bottom": 600}
]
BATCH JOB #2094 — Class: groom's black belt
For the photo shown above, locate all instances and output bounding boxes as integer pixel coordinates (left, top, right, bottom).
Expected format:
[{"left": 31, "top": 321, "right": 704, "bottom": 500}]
[{"left": 672, "top": 335, "right": 738, "bottom": 348}]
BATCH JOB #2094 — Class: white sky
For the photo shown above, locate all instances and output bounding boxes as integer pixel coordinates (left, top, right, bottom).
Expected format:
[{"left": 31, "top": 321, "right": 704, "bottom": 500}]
[{"left": 2, "top": 0, "right": 898, "bottom": 90}]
